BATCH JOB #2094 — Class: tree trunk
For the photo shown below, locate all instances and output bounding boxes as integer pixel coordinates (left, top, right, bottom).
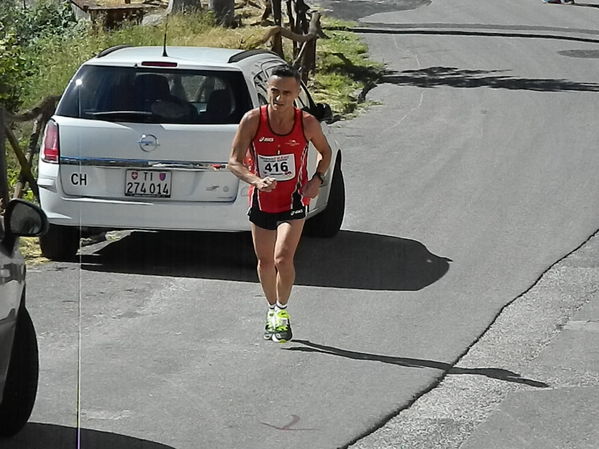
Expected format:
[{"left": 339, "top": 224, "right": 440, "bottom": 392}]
[
  {"left": 299, "top": 11, "right": 321, "bottom": 82},
  {"left": 286, "top": 0, "right": 297, "bottom": 56},
  {"left": 295, "top": 0, "right": 309, "bottom": 34},
  {"left": 168, "top": 0, "right": 202, "bottom": 14},
  {"left": 270, "top": 0, "right": 283, "bottom": 57},
  {"left": 0, "top": 108, "right": 9, "bottom": 211},
  {"left": 208, "top": 0, "right": 234, "bottom": 26},
  {"left": 261, "top": 0, "right": 271, "bottom": 23}
]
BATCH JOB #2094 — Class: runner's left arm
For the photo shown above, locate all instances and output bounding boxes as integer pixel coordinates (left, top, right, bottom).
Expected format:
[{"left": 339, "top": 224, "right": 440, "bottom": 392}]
[{"left": 302, "top": 113, "right": 332, "bottom": 199}]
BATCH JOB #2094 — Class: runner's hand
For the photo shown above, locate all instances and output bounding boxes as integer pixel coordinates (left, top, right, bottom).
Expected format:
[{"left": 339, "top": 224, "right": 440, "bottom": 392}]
[
  {"left": 256, "top": 177, "right": 277, "bottom": 192},
  {"left": 302, "top": 177, "right": 321, "bottom": 199}
]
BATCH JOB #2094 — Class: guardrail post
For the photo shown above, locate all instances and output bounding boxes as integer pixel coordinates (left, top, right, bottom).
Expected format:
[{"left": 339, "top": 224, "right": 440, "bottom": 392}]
[
  {"left": 4, "top": 125, "right": 39, "bottom": 200},
  {"left": 13, "top": 109, "right": 49, "bottom": 200}
]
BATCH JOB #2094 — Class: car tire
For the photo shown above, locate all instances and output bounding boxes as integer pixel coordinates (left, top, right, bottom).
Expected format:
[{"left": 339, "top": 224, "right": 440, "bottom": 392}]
[
  {"left": 304, "top": 156, "right": 345, "bottom": 238},
  {"left": 0, "top": 303, "right": 39, "bottom": 438},
  {"left": 39, "top": 224, "right": 79, "bottom": 261}
]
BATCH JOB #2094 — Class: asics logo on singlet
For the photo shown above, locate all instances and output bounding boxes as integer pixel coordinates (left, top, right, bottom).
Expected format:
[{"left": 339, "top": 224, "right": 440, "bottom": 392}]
[{"left": 258, "top": 136, "right": 275, "bottom": 143}]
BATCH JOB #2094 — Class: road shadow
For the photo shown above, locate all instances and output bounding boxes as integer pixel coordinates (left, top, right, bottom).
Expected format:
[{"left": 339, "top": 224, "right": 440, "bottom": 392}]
[
  {"left": 3, "top": 422, "right": 176, "bottom": 449},
  {"left": 558, "top": 49, "right": 599, "bottom": 58},
  {"left": 80, "top": 230, "right": 451, "bottom": 291},
  {"left": 572, "top": 2, "right": 599, "bottom": 8},
  {"left": 318, "top": 0, "right": 431, "bottom": 21},
  {"left": 286, "top": 340, "right": 550, "bottom": 388},
  {"left": 363, "top": 22, "right": 599, "bottom": 37},
  {"left": 346, "top": 24, "right": 599, "bottom": 44},
  {"left": 380, "top": 66, "right": 599, "bottom": 92}
]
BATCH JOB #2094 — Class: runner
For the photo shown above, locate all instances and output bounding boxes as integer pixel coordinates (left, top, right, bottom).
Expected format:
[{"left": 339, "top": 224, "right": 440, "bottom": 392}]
[{"left": 228, "top": 65, "right": 332, "bottom": 343}]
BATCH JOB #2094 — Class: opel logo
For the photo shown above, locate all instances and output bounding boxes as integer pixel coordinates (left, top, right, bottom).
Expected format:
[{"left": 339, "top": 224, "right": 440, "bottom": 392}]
[{"left": 137, "top": 134, "right": 159, "bottom": 152}]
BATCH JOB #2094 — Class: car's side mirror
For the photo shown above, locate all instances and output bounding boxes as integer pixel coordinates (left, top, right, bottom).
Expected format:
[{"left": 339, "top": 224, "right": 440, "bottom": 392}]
[
  {"left": 311, "top": 103, "right": 333, "bottom": 123},
  {"left": 5, "top": 199, "right": 49, "bottom": 237}
]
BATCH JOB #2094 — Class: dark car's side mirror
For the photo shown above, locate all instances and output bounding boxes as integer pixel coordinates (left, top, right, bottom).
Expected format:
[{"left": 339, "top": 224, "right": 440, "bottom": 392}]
[
  {"left": 5, "top": 199, "right": 49, "bottom": 237},
  {"left": 311, "top": 103, "right": 334, "bottom": 123},
  {"left": 2, "top": 199, "right": 49, "bottom": 253}
]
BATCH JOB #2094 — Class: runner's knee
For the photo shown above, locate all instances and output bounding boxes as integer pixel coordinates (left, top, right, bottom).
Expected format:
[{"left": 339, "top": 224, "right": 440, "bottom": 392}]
[
  {"left": 257, "top": 257, "right": 276, "bottom": 271},
  {"left": 274, "top": 253, "right": 294, "bottom": 272}
]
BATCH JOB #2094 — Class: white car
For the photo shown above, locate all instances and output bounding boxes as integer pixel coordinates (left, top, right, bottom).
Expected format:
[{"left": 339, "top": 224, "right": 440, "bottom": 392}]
[
  {"left": 37, "top": 46, "right": 345, "bottom": 260},
  {"left": 0, "top": 199, "right": 48, "bottom": 437}
]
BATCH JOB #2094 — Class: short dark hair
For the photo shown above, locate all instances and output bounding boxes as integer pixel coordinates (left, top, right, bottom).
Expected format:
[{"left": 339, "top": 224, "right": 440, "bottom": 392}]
[{"left": 270, "top": 65, "right": 301, "bottom": 83}]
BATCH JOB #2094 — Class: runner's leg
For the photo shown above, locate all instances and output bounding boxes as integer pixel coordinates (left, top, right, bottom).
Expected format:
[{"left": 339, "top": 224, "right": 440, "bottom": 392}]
[
  {"left": 251, "top": 223, "right": 278, "bottom": 305},
  {"left": 274, "top": 219, "right": 305, "bottom": 305}
]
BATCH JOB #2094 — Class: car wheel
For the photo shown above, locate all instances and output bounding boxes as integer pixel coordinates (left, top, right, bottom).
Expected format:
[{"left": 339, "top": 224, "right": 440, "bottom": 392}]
[
  {"left": 39, "top": 224, "right": 79, "bottom": 261},
  {"left": 0, "top": 304, "right": 39, "bottom": 438},
  {"left": 304, "top": 156, "right": 345, "bottom": 238}
]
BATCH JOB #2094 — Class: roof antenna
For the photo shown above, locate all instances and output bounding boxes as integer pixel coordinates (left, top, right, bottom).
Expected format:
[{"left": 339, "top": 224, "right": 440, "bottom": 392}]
[{"left": 162, "top": 5, "right": 171, "bottom": 57}]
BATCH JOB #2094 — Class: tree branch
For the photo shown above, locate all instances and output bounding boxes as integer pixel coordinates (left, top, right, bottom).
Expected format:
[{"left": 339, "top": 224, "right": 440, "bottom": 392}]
[
  {"left": 6, "top": 95, "right": 60, "bottom": 123},
  {"left": 257, "top": 10, "right": 321, "bottom": 45}
]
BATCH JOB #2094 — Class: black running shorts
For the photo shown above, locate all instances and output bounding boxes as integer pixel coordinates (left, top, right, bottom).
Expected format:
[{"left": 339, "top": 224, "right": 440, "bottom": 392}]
[
  {"left": 248, "top": 192, "right": 307, "bottom": 230},
  {"left": 248, "top": 205, "right": 307, "bottom": 230}
]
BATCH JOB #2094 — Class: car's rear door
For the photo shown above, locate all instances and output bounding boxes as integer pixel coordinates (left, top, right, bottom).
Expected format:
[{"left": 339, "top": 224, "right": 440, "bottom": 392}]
[{"left": 53, "top": 64, "right": 253, "bottom": 203}]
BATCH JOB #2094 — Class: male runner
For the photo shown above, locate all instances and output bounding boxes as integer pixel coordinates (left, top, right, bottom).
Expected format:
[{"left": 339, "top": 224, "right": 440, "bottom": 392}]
[{"left": 228, "top": 65, "right": 332, "bottom": 343}]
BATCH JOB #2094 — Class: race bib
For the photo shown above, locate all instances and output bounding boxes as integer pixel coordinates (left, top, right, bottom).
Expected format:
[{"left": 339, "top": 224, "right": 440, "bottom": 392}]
[{"left": 257, "top": 153, "right": 296, "bottom": 181}]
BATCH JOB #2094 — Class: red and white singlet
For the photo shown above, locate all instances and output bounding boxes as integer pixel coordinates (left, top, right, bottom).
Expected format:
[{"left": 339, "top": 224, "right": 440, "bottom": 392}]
[{"left": 247, "top": 105, "right": 310, "bottom": 213}]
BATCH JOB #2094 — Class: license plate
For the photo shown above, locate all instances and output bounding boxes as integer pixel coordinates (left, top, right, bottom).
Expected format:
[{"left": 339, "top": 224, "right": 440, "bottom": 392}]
[{"left": 125, "top": 170, "right": 171, "bottom": 198}]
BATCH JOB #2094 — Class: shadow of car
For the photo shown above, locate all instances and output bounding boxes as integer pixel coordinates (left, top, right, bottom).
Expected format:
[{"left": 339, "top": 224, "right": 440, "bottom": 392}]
[{"left": 0, "top": 199, "right": 48, "bottom": 438}]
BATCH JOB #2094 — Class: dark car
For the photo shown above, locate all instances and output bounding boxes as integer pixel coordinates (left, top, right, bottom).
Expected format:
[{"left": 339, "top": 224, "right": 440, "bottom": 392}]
[{"left": 0, "top": 199, "right": 48, "bottom": 437}]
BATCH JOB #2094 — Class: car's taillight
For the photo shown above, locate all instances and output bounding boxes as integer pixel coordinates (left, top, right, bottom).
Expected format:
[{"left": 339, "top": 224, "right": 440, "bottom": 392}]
[
  {"left": 141, "top": 61, "right": 178, "bottom": 67},
  {"left": 42, "top": 120, "right": 59, "bottom": 163}
]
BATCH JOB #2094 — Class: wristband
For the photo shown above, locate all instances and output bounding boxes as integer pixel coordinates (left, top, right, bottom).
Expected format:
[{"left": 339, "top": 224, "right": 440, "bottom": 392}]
[{"left": 314, "top": 171, "right": 325, "bottom": 184}]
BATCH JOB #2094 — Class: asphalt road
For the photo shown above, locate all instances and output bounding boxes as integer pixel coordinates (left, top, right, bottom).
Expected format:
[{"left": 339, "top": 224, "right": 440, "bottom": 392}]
[{"left": 10, "top": 0, "right": 599, "bottom": 448}]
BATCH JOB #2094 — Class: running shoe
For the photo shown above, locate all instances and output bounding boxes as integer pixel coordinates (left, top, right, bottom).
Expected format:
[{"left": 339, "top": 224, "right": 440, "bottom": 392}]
[
  {"left": 272, "top": 309, "right": 292, "bottom": 343},
  {"left": 264, "top": 309, "right": 276, "bottom": 340}
]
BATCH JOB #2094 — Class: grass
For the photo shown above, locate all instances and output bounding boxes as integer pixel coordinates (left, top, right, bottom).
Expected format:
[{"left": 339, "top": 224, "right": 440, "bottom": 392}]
[
  {"left": 19, "top": 237, "right": 47, "bottom": 265},
  {"left": 14, "top": 2, "right": 384, "bottom": 261},
  {"left": 315, "top": 17, "right": 384, "bottom": 115}
]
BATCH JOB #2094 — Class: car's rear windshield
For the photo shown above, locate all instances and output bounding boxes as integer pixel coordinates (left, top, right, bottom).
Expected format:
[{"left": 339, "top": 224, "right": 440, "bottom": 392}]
[{"left": 56, "top": 65, "right": 252, "bottom": 124}]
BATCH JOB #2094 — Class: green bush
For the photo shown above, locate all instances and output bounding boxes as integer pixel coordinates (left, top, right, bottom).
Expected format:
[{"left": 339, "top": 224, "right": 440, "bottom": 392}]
[
  {"left": 0, "top": 1, "right": 77, "bottom": 112},
  {"left": 5, "top": 0, "right": 77, "bottom": 45},
  {"left": 0, "top": 32, "right": 27, "bottom": 112}
]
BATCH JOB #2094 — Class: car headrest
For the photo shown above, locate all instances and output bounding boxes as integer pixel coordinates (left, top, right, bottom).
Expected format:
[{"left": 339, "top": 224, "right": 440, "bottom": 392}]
[
  {"left": 206, "top": 89, "right": 233, "bottom": 119},
  {"left": 135, "top": 74, "right": 171, "bottom": 101}
]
